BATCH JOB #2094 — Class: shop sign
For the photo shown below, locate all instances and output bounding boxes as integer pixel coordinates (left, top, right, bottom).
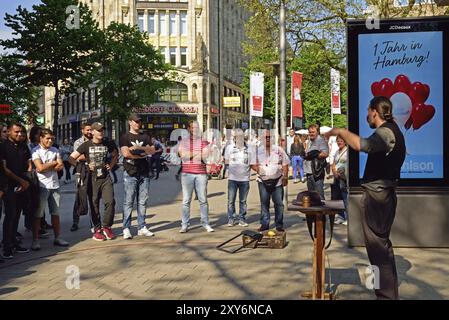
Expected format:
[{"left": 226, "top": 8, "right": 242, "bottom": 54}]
[{"left": 134, "top": 104, "right": 198, "bottom": 115}]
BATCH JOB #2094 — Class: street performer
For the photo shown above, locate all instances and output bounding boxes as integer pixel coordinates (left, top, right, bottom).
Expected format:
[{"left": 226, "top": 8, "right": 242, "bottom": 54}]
[{"left": 324, "top": 96, "right": 406, "bottom": 300}]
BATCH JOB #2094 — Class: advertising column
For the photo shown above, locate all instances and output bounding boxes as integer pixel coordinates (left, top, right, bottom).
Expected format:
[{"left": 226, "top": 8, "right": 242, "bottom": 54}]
[
  {"left": 358, "top": 31, "right": 443, "bottom": 180},
  {"left": 347, "top": 17, "right": 449, "bottom": 247}
]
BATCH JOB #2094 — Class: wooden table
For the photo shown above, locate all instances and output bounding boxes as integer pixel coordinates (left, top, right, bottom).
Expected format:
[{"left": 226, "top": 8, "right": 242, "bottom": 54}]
[{"left": 288, "top": 200, "right": 345, "bottom": 300}]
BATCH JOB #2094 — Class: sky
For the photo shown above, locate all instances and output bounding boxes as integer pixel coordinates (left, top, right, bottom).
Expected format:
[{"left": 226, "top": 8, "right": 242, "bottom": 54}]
[{"left": 0, "top": 0, "right": 41, "bottom": 46}]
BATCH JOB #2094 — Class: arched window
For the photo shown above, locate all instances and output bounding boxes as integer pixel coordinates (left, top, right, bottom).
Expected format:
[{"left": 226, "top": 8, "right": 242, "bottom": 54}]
[
  {"left": 157, "top": 82, "right": 188, "bottom": 102},
  {"left": 192, "top": 84, "right": 198, "bottom": 102},
  {"left": 210, "top": 83, "right": 216, "bottom": 105},
  {"left": 203, "top": 83, "right": 207, "bottom": 103}
]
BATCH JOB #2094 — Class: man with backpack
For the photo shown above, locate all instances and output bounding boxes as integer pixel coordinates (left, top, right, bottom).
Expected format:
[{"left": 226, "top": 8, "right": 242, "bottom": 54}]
[
  {"left": 303, "top": 124, "right": 329, "bottom": 199},
  {"left": 119, "top": 113, "right": 155, "bottom": 239}
]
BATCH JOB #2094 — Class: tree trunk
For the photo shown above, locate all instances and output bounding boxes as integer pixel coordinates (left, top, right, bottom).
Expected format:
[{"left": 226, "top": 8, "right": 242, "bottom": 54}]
[{"left": 53, "top": 81, "right": 59, "bottom": 142}]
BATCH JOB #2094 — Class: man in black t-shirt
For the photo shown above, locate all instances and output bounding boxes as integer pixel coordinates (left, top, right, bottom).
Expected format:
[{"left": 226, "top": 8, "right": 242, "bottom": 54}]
[
  {"left": 0, "top": 123, "right": 32, "bottom": 258},
  {"left": 69, "top": 122, "right": 118, "bottom": 242},
  {"left": 119, "top": 113, "right": 155, "bottom": 239}
]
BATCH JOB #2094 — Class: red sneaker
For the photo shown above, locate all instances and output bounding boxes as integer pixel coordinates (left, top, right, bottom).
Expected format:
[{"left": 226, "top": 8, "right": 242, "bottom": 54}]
[
  {"left": 92, "top": 229, "right": 106, "bottom": 241},
  {"left": 102, "top": 227, "right": 115, "bottom": 240}
]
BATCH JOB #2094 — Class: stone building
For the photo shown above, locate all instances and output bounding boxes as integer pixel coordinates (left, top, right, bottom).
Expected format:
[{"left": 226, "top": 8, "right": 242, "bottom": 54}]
[{"left": 54, "top": 0, "right": 252, "bottom": 142}]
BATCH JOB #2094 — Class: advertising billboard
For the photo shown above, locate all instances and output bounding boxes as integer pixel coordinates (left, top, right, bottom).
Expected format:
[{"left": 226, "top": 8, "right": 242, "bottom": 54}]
[{"left": 347, "top": 17, "right": 449, "bottom": 187}]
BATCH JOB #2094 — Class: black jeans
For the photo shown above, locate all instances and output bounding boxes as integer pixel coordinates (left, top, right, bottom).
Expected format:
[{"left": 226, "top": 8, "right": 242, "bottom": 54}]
[
  {"left": 2, "top": 188, "right": 23, "bottom": 251},
  {"left": 150, "top": 157, "right": 161, "bottom": 177},
  {"left": 90, "top": 175, "right": 115, "bottom": 230},
  {"left": 63, "top": 161, "right": 71, "bottom": 180}
]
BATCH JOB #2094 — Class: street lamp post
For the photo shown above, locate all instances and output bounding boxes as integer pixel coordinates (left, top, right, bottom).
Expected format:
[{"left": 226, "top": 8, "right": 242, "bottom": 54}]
[
  {"left": 280, "top": 0, "right": 288, "bottom": 210},
  {"left": 266, "top": 62, "right": 280, "bottom": 145}
]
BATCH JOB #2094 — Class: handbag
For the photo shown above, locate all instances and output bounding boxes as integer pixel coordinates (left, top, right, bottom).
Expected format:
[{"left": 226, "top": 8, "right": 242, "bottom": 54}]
[
  {"left": 312, "top": 158, "right": 327, "bottom": 180},
  {"left": 261, "top": 176, "right": 282, "bottom": 193}
]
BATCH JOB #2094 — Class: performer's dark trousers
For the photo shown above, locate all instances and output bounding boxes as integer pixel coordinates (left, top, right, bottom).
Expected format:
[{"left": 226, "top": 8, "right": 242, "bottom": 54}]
[{"left": 361, "top": 186, "right": 399, "bottom": 300}]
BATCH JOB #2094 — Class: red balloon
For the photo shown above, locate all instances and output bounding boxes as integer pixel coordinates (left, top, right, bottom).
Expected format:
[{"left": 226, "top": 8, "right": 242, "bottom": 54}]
[
  {"left": 379, "top": 78, "right": 395, "bottom": 98},
  {"left": 394, "top": 74, "right": 411, "bottom": 93},
  {"left": 408, "top": 82, "right": 430, "bottom": 104},
  {"left": 412, "top": 103, "right": 435, "bottom": 130},
  {"left": 423, "top": 84, "right": 430, "bottom": 99},
  {"left": 371, "top": 81, "right": 381, "bottom": 96}
]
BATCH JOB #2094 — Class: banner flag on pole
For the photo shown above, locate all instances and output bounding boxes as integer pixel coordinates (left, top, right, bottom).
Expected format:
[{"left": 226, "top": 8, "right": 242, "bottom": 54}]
[
  {"left": 331, "top": 68, "right": 341, "bottom": 115},
  {"left": 291, "top": 71, "right": 303, "bottom": 118},
  {"left": 250, "top": 72, "right": 264, "bottom": 118}
]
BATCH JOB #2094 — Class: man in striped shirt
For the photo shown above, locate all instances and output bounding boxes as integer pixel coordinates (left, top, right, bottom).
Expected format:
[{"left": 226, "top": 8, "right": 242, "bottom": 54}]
[{"left": 178, "top": 121, "right": 214, "bottom": 233}]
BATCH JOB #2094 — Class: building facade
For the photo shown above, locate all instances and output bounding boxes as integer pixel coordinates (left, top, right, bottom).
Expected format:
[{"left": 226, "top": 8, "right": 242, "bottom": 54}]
[
  {"left": 134, "top": 0, "right": 251, "bottom": 139},
  {"left": 56, "top": 0, "right": 251, "bottom": 143}
]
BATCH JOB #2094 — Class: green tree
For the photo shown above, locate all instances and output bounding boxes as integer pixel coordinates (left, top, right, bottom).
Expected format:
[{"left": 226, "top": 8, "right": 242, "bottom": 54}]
[
  {"left": 367, "top": 0, "right": 449, "bottom": 18},
  {"left": 1, "top": 0, "right": 103, "bottom": 136},
  {"left": 289, "top": 43, "right": 347, "bottom": 128},
  {"left": 238, "top": 0, "right": 283, "bottom": 120},
  {"left": 237, "top": 0, "right": 363, "bottom": 128},
  {"left": 0, "top": 55, "right": 40, "bottom": 125},
  {"left": 92, "top": 22, "right": 173, "bottom": 132}
]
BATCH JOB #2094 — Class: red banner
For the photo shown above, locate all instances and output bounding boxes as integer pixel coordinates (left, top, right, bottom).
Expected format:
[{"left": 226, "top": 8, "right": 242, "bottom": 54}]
[
  {"left": 291, "top": 72, "right": 303, "bottom": 118},
  {"left": 0, "top": 104, "right": 12, "bottom": 114},
  {"left": 252, "top": 96, "right": 263, "bottom": 112}
]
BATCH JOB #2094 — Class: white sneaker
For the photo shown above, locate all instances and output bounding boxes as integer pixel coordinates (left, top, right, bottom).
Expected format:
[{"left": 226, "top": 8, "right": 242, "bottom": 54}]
[
  {"left": 227, "top": 220, "right": 234, "bottom": 227},
  {"left": 238, "top": 220, "right": 249, "bottom": 227},
  {"left": 138, "top": 226, "right": 154, "bottom": 237},
  {"left": 334, "top": 217, "right": 345, "bottom": 225},
  {"left": 342, "top": 220, "right": 348, "bottom": 226},
  {"left": 123, "top": 228, "right": 133, "bottom": 240},
  {"left": 204, "top": 225, "right": 215, "bottom": 232},
  {"left": 179, "top": 225, "right": 188, "bottom": 233},
  {"left": 31, "top": 239, "right": 41, "bottom": 251}
]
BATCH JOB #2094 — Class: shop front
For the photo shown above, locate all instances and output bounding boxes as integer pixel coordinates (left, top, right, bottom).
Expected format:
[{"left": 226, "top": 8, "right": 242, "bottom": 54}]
[{"left": 134, "top": 103, "right": 199, "bottom": 142}]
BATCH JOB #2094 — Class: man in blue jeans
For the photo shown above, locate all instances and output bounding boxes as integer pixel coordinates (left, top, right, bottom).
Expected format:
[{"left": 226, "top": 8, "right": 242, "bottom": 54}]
[
  {"left": 251, "top": 130, "right": 289, "bottom": 232},
  {"left": 119, "top": 114, "right": 155, "bottom": 239},
  {"left": 178, "top": 120, "right": 214, "bottom": 233},
  {"left": 224, "top": 129, "right": 251, "bottom": 227}
]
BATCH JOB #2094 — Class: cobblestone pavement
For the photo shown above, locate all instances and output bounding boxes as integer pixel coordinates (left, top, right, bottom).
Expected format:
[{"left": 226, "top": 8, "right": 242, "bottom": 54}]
[{"left": 1, "top": 167, "right": 448, "bottom": 300}]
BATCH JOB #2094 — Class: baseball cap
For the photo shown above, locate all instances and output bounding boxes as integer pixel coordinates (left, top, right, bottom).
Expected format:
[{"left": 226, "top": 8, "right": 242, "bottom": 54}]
[
  {"left": 128, "top": 113, "right": 142, "bottom": 122},
  {"left": 91, "top": 122, "right": 104, "bottom": 131}
]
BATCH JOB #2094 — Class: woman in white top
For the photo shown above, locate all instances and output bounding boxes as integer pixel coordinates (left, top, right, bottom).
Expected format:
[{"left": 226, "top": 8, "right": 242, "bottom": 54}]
[{"left": 332, "top": 135, "right": 348, "bottom": 224}]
